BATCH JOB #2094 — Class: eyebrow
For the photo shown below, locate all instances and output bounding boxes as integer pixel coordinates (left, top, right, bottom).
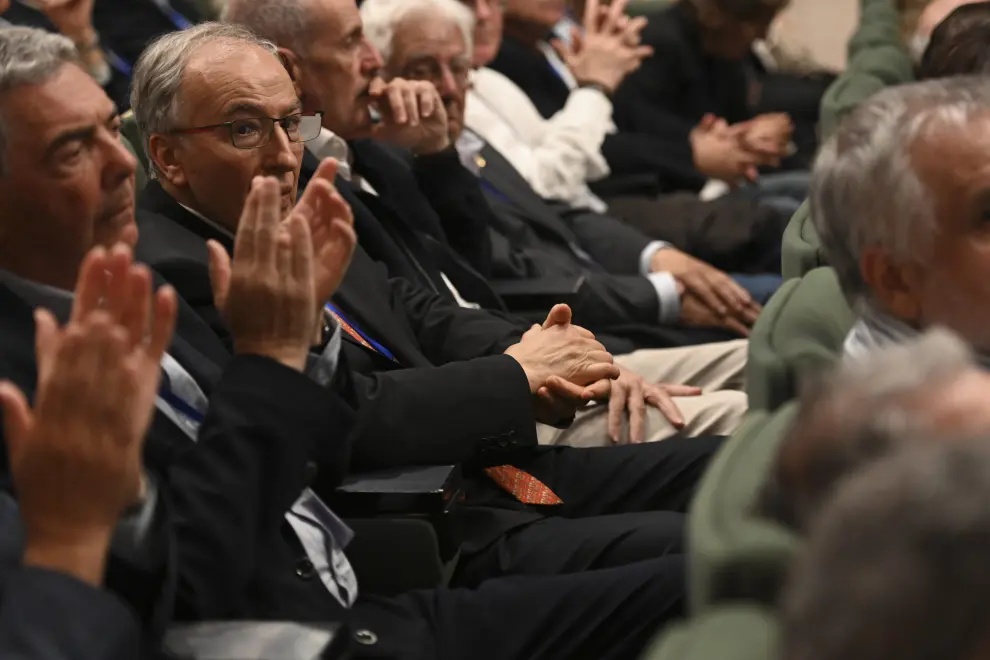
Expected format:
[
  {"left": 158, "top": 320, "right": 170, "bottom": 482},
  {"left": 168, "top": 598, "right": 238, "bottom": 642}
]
[
  {"left": 222, "top": 100, "right": 302, "bottom": 118},
  {"left": 43, "top": 106, "right": 119, "bottom": 160}
]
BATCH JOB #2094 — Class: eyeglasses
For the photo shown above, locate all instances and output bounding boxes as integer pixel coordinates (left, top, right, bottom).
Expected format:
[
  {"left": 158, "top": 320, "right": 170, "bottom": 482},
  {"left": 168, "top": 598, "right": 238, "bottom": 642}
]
[
  {"left": 171, "top": 112, "right": 324, "bottom": 150},
  {"left": 403, "top": 57, "right": 472, "bottom": 88}
]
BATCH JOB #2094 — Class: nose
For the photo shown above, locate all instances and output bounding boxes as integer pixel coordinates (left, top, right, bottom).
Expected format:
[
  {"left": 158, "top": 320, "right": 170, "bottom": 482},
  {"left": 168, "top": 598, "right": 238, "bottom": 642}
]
[
  {"left": 105, "top": 129, "right": 138, "bottom": 186},
  {"left": 476, "top": 0, "right": 492, "bottom": 21},
  {"left": 263, "top": 121, "right": 300, "bottom": 174},
  {"left": 437, "top": 66, "right": 459, "bottom": 98}
]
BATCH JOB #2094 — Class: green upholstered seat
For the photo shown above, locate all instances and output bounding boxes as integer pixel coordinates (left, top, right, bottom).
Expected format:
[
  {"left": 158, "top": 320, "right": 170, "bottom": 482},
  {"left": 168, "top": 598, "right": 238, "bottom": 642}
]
[
  {"left": 640, "top": 603, "right": 780, "bottom": 660},
  {"left": 120, "top": 110, "right": 149, "bottom": 196},
  {"left": 780, "top": 201, "right": 827, "bottom": 281},
  {"left": 745, "top": 267, "right": 853, "bottom": 412},
  {"left": 120, "top": 133, "right": 148, "bottom": 198},
  {"left": 688, "top": 405, "right": 801, "bottom": 616}
]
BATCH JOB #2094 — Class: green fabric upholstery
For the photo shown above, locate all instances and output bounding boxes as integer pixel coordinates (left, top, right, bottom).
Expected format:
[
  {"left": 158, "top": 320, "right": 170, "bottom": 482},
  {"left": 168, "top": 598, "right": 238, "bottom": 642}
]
[
  {"left": 120, "top": 133, "right": 148, "bottom": 198},
  {"left": 780, "top": 201, "right": 826, "bottom": 281},
  {"left": 746, "top": 267, "right": 853, "bottom": 412},
  {"left": 819, "top": 0, "right": 915, "bottom": 140},
  {"left": 688, "top": 405, "right": 801, "bottom": 616},
  {"left": 626, "top": 0, "right": 675, "bottom": 17},
  {"left": 120, "top": 110, "right": 149, "bottom": 195},
  {"left": 640, "top": 604, "right": 780, "bottom": 660}
]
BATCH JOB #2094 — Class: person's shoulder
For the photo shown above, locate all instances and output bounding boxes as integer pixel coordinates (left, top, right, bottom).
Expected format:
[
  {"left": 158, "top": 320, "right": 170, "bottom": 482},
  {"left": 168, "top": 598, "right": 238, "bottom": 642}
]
[
  {"left": 640, "top": 2, "right": 694, "bottom": 48},
  {"left": 135, "top": 208, "right": 211, "bottom": 272}
]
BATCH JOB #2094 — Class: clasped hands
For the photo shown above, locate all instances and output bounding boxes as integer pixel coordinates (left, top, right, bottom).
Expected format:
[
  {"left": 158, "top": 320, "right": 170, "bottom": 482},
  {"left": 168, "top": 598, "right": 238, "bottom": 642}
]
[{"left": 691, "top": 111, "right": 795, "bottom": 186}]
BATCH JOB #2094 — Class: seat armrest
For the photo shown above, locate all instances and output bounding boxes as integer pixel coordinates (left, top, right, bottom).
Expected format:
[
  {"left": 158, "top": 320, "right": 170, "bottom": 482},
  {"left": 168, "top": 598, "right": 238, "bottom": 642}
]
[
  {"left": 491, "top": 276, "right": 585, "bottom": 316},
  {"left": 163, "top": 622, "right": 351, "bottom": 659}
]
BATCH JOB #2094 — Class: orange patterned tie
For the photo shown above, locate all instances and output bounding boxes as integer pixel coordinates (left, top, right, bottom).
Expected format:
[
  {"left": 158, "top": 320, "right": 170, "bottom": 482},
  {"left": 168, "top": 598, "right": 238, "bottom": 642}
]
[{"left": 484, "top": 465, "right": 563, "bottom": 505}]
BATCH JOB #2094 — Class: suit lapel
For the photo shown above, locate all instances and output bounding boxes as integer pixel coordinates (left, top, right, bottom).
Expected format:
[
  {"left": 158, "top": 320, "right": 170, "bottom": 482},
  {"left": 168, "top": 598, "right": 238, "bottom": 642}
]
[{"left": 477, "top": 144, "right": 582, "bottom": 245}]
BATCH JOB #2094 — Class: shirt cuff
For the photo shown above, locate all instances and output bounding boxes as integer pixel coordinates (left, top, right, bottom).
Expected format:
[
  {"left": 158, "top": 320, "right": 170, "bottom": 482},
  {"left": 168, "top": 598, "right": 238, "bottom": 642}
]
[
  {"left": 646, "top": 272, "right": 682, "bottom": 325},
  {"left": 639, "top": 240, "right": 672, "bottom": 276},
  {"left": 306, "top": 317, "right": 342, "bottom": 388},
  {"left": 109, "top": 473, "right": 162, "bottom": 570}
]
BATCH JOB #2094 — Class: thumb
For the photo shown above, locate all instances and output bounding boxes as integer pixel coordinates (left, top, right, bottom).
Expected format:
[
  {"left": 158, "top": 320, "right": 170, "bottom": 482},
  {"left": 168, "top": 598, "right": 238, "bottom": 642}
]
[
  {"left": 550, "top": 38, "right": 573, "bottom": 64},
  {"left": 0, "top": 381, "right": 34, "bottom": 464},
  {"left": 33, "top": 308, "right": 60, "bottom": 390},
  {"left": 206, "top": 240, "right": 232, "bottom": 313},
  {"left": 542, "top": 303, "right": 573, "bottom": 329}
]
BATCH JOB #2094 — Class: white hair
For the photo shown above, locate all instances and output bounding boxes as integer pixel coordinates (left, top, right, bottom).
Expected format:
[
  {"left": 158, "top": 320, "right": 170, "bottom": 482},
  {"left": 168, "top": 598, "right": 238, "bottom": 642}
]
[
  {"left": 0, "top": 27, "right": 80, "bottom": 174},
  {"left": 129, "top": 22, "right": 278, "bottom": 178},
  {"left": 810, "top": 76, "right": 990, "bottom": 309},
  {"left": 361, "top": 0, "right": 475, "bottom": 63}
]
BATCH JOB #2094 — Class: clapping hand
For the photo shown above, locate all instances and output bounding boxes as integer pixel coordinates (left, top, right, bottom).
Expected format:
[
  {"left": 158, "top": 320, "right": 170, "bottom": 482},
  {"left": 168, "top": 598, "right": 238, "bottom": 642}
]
[{"left": 0, "top": 244, "right": 175, "bottom": 584}]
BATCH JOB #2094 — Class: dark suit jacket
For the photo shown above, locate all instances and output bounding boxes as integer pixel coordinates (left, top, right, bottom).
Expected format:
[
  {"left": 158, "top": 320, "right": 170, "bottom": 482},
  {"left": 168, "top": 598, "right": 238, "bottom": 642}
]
[
  {"left": 488, "top": 33, "right": 707, "bottom": 195},
  {"left": 91, "top": 0, "right": 205, "bottom": 72},
  {"left": 1, "top": 2, "right": 132, "bottom": 110},
  {"left": 0, "top": 280, "right": 356, "bottom": 626},
  {"left": 0, "top": 493, "right": 143, "bottom": 660}
]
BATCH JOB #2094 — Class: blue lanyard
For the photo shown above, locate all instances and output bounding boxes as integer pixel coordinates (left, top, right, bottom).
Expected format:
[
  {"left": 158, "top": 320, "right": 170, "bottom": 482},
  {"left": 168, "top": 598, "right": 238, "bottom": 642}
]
[
  {"left": 478, "top": 178, "right": 512, "bottom": 206},
  {"left": 325, "top": 302, "right": 399, "bottom": 363},
  {"left": 104, "top": 48, "right": 132, "bottom": 77},
  {"left": 159, "top": 371, "right": 205, "bottom": 425},
  {"left": 151, "top": 0, "right": 194, "bottom": 30}
]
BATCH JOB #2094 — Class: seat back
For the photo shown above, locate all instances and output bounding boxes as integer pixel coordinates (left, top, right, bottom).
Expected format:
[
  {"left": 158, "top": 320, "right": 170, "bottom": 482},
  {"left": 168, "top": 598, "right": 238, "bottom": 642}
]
[
  {"left": 746, "top": 267, "right": 853, "bottom": 412},
  {"left": 640, "top": 603, "right": 780, "bottom": 660},
  {"left": 688, "top": 405, "right": 801, "bottom": 615},
  {"left": 780, "top": 201, "right": 827, "bottom": 281},
  {"left": 120, "top": 110, "right": 149, "bottom": 196}
]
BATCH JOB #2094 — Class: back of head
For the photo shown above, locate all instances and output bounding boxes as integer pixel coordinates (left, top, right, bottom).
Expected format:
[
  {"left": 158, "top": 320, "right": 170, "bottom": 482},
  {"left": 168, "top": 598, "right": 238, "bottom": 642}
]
[
  {"left": 781, "top": 441, "right": 990, "bottom": 660},
  {"left": 759, "top": 328, "right": 979, "bottom": 532},
  {"left": 919, "top": 1, "right": 990, "bottom": 78},
  {"left": 689, "top": 0, "right": 789, "bottom": 23},
  {"left": 910, "top": 0, "right": 985, "bottom": 62}
]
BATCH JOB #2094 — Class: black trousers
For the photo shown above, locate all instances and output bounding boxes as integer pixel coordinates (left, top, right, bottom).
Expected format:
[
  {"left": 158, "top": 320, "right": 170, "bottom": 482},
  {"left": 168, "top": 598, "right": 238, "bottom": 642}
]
[
  {"left": 454, "top": 435, "right": 722, "bottom": 587},
  {"left": 603, "top": 192, "right": 786, "bottom": 275},
  {"left": 351, "top": 555, "right": 685, "bottom": 660}
]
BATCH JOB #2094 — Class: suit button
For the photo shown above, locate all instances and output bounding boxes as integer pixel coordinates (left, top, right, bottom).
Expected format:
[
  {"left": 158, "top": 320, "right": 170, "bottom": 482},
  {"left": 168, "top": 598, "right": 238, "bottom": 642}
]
[
  {"left": 295, "top": 559, "right": 315, "bottom": 580},
  {"left": 354, "top": 629, "right": 378, "bottom": 646}
]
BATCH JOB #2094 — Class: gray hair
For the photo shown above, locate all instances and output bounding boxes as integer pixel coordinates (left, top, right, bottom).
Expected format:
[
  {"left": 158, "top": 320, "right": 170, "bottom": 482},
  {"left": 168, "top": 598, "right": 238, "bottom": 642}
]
[
  {"left": 222, "top": 0, "right": 311, "bottom": 54},
  {"left": 781, "top": 441, "right": 990, "bottom": 660},
  {"left": 0, "top": 27, "right": 80, "bottom": 174},
  {"left": 760, "top": 327, "right": 978, "bottom": 532},
  {"left": 811, "top": 76, "right": 990, "bottom": 309},
  {"left": 361, "top": 0, "right": 475, "bottom": 63},
  {"left": 129, "top": 22, "right": 278, "bottom": 178}
]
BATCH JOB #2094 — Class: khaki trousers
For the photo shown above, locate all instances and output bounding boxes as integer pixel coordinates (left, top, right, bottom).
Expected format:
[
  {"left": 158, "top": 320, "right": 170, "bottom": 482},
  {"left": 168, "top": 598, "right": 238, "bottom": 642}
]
[{"left": 537, "top": 340, "right": 749, "bottom": 448}]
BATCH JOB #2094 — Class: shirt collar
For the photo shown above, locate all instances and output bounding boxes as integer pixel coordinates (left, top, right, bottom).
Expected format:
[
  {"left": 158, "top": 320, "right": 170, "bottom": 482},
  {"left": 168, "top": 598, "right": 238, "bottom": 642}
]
[
  {"left": 454, "top": 129, "right": 485, "bottom": 176},
  {"left": 307, "top": 128, "right": 354, "bottom": 181}
]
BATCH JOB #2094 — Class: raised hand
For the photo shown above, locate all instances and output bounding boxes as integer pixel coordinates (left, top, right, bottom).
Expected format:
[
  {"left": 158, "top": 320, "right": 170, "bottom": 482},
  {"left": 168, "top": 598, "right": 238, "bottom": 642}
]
[
  {"left": 369, "top": 77, "right": 450, "bottom": 155},
  {"left": 0, "top": 244, "right": 175, "bottom": 584},
  {"left": 553, "top": 0, "right": 654, "bottom": 95},
  {"left": 207, "top": 176, "right": 318, "bottom": 372},
  {"left": 33, "top": 0, "right": 96, "bottom": 44}
]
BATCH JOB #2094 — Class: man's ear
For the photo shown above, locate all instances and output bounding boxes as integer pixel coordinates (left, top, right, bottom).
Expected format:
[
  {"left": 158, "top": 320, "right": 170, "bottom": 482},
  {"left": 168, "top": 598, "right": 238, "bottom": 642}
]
[
  {"left": 861, "top": 247, "right": 923, "bottom": 323},
  {"left": 278, "top": 47, "right": 304, "bottom": 98},
  {"left": 146, "top": 134, "right": 187, "bottom": 187}
]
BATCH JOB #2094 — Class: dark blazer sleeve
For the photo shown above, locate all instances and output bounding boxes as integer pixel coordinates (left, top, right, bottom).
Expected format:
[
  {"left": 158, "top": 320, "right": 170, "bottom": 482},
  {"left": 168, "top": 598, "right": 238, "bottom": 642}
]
[
  {"left": 167, "top": 355, "right": 352, "bottom": 621},
  {"left": 554, "top": 206, "right": 653, "bottom": 275},
  {"left": 0, "top": 568, "right": 142, "bottom": 660}
]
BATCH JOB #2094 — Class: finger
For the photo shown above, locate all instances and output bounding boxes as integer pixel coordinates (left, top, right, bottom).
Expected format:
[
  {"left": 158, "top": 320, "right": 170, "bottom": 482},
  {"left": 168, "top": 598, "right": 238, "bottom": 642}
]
[
  {"left": 646, "top": 390, "right": 686, "bottom": 429},
  {"left": 627, "top": 379, "right": 648, "bottom": 444},
  {"left": 661, "top": 384, "right": 703, "bottom": 397},
  {"left": 741, "top": 300, "right": 762, "bottom": 325},
  {"left": 289, "top": 213, "right": 315, "bottom": 293},
  {"left": 120, "top": 263, "right": 152, "bottom": 350},
  {"left": 102, "top": 243, "right": 133, "bottom": 325},
  {"left": 607, "top": 380, "right": 628, "bottom": 444},
  {"left": 582, "top": 0, "right": 600, "bottom": 31},
  {"left": 147, "top": 285, "right": 177, "bottom": 363},
  {"left": 626, "top": 16, "right": 649, "bottom": 41},
  {"left": 604, "top": 0, "right": 627, "bottom": 33},
  {"left": 711, "top": 273, "right": 752, "bottom": 314},
  {"left": 579, "top": 378, "right": 612, "bottom": 401},
  {"left": 402, "top": 84, "right": 420, "bottom": 126},
  {"left": 312, "top": 157, "right": 340, "bottom": 186},
  {"left": 387, "top": 83, "right": 408, "bottom": 124},
  {"left": 550, "top": 37, "right": 573, "bottom": 65},
  {"left": 723, "top": 316, "right": 751, "bottom": 338},
  {"left": 70, "top": 246, "right": 109, "bottom": 323},
  {"left": 207, "top": 239, "right": 232, "bottom": 312},
  {"left": 582, "top": 362, "right": 622, "bottom": 383},
  {"left": 544, "top": 375, "right": 589, "bottom": 402},
  {"left": 542, "top": 303, "right": 573, "bottom": 329},
  {"left": 687, "top": 275, "right": 728, "bottom": 317},
  {"left": 232, "top": 176, "right": 263, "bottom": 266},
  {"left": 33, "top": 308, "right": 61, "bottom": 390},
  {"left": 417, "top": 84, "right": 437, "bottom": 119},
  {"left": 253, "top": 177, "right": 281, "bottom": 270},
  {"left": 0, "top": 381, "right": 34, "bottom": 461}
]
